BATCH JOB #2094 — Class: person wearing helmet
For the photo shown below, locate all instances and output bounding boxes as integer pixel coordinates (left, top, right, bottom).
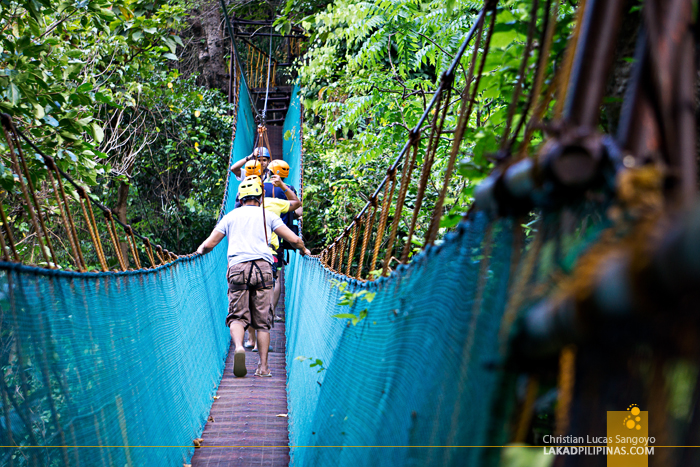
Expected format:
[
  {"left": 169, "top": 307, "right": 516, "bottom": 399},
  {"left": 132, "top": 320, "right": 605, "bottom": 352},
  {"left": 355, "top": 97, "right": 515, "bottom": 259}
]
[
  {"left": 245, "top": 173, "right": 301, "bottom": 352},
  {"left": 244, "top": 159, "right": 263, "bottom": 177},
  {"left": 264, "top": 159, "right": 294, "bottom": 198},
  {"left": 196, "top": 176, "right": 310, "bottom": 378},
  {"left": 264, "top": 160, "right": 300, "bottom": 219},
  {"left": 268, "top": 159, "right": 289, "bottom": 178},
  {"left": 230, "top": 146, "right": 271, "bottom": 181}
]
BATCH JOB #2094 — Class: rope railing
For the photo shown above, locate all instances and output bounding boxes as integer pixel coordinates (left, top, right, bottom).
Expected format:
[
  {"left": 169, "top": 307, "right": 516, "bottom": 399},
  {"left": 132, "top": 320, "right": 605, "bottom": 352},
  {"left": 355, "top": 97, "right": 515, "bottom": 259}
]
[{"left": 0, "top": 114, "right": 182, "bottom": 272}]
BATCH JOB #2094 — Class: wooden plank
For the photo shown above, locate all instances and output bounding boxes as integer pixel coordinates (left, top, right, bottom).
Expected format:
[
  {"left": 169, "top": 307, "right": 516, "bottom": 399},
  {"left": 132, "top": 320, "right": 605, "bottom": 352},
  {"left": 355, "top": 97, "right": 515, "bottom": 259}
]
[{"left": 190, "top": 274, "right": 289, "bottom": 467}]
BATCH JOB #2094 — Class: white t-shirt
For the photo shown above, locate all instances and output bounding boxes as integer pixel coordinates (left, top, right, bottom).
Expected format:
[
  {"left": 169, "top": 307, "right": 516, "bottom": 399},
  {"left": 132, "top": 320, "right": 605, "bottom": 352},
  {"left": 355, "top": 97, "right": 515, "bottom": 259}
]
[{"left": 215, "top": 205, "right": 284, "bottom": 265}]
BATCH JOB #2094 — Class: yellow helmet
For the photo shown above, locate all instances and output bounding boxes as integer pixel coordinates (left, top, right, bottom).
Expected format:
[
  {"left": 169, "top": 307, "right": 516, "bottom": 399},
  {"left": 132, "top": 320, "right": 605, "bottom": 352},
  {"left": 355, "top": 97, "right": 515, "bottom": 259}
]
[
  {"left": 269, "top": 159, "right": 290, "bottom": 178},
  {"left": 245, "top": 159, "right": 262, "bottom": 177},
  {"left": 238, "top": 176, "right": 263, "bottom": 199}
]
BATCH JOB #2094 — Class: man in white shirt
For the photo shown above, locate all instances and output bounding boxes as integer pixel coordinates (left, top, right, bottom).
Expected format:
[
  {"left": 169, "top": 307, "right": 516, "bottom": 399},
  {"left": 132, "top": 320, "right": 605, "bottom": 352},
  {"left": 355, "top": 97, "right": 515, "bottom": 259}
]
[{"left": 196, "top": 177, "right": 310, "bottom": 378}]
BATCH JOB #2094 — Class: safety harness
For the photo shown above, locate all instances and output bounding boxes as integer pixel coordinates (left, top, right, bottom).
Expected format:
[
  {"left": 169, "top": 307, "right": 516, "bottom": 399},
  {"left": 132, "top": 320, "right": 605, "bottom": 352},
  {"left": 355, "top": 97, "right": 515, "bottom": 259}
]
[{"left": 228, "top": 260, "right": 269, "bottom": 291}]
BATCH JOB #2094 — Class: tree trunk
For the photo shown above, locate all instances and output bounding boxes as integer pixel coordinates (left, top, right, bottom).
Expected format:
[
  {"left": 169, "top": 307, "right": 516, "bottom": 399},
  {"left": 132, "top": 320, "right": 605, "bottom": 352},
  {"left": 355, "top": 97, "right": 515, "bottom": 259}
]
[{"left": 181, "top": 0, "right": 228, "bottom": 92}]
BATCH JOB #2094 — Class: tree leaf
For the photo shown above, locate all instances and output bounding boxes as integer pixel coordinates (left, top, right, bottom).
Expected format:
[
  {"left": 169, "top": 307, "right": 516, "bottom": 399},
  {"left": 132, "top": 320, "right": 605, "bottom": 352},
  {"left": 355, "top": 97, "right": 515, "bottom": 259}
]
[
  {"left": 8, "top": 83, "right": 20, "bottom": 105},
  {"left": 43, "top": 115, "right": 59, "bottom": 127},
  {"left": 91, "top": 122, "right": 104, "bottom": 143},
  {"left": 76, "top": 82, "right": 93, "bottom": 93},
  {"left": 33, "top": 103, "right": 45, "bottom": 119},
  {"left": 332, "top": 313, "right": 358, "bottom": 320}
]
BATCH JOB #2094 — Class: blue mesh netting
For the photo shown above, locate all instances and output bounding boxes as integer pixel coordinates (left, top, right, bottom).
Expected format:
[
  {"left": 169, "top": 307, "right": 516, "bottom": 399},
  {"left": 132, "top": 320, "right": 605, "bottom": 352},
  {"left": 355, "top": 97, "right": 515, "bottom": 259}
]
[
  {"left": 284, "top": 208, "right": 608, "bottom": 466},
  {"left": 283, "top": 85, "right": 302, "bottom": 195},
  {"left": 0, "top": 80, "right": 257, "bottom": 466},
  {"left": 223, "top": 80, "right": 257, "bottom": 216},
  {"left": 285, "top": 215, "right": 513, "bottom": 466}
]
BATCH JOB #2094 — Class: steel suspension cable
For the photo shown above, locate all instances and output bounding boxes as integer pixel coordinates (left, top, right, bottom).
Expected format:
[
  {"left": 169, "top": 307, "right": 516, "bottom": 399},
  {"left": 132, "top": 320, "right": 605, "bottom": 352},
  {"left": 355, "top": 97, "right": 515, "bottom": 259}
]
[{"left": 261, "top": 31, "right": 273, "bottom": 123}]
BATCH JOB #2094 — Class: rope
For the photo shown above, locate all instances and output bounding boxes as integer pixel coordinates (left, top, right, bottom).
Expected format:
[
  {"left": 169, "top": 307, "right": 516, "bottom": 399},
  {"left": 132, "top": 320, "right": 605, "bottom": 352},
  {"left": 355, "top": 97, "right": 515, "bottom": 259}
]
[
  {"left": 3, "top": 115, "right": 180, "bottom": 270},
  {"left": 220, "top": 0, "right": 261, "bottom": 119},
  {"left": 329, "top": 242, "right": 337, "bottom": 271},
  {"left": 48, "top": 161, "right": 86, "bottom": 270},
  {"left": 370, "top": 172, "right": 395, "bottom": 273},
  {"left": 444, "top": 223, "right": 494, "bottom": 458},
  {"left": 382, "top": 138, "right": 418, "bottom": 276},
  {"left": 104, "top": 211, "right": 127, "bottom": 271},
  {"left": 501, "top": 0, "right": 539, "bottom": 147},
  {"left": 144, "top": 238, "right": 157, "bottom": 269},
  {"left": 497, "top": 225, "right": 544, "bottom": 354},
  {"left": 515, "top": 0, "right": 560, "bottom": 158},
  {"left": 261, "top": 30, "right": 273, "bottom": 123},
  {"left": 319, "top": 8, "right": 486, "bottom": 266},
  {"left": 0, "top": 202, "right": 20, "bottom": 261},
  {"left": 46, "top": 166, "right": 84, "bottom": 271},
  {"left": 336, "top": 235, "right": 347, "bottom": 273},
  {"left": 554, "top": 0, "right": 586, "bottom": 119},
  {"left": 345, "top": 220, "right": 361, "bottom": 276},
  {"left": 356, "top": 204, "right": 376, "bottom": 279},
  {"left": 155, "top": 245, "right": 166, "bottom": 265},
  {"left": 256, "top": 125, "right": 270, "bottom": 245},
  {"left": 78, "top": 193, "right": 108, "bottom": 271},
  {"left": 554, "top": 345, "right": 576, "bottom": 437},
  {"left": 0, "top": 206, "right": 9, "bottom": 262},
  {"left": 426, "top": 12, "right": 490, "bottom": 245},
  {"left": 514, "top": 377, "right": 539, "bottom": 442},
  {"left": 401, "top": 86, "right": 451, "bottom": 263},
  {"left": 1, "top": 123, "right": 54, "bottom": 267},
  {"left": 126, "top": 226, "right": 142, "bottom": 269}
]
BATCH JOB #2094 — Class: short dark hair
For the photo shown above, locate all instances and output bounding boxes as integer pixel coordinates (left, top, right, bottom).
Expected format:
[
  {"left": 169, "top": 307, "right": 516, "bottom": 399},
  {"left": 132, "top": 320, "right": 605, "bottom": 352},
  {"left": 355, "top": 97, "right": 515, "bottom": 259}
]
[{"left": 240, "top": 195, "right": 261, "bottom": 204}]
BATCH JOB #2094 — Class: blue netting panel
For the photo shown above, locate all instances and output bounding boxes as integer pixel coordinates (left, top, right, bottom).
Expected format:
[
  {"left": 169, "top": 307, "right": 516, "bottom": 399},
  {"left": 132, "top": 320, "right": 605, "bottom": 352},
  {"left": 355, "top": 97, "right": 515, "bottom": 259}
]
[
  {"left": 222, "top": 80, "right": 257, "bottom": 216},
  {"left": 285, "top": 214, "right": 512, "bottom": 466},
  {"left": 283, "top": 85, "right": 302, "bottom": 191},
  {"left": 0, "top": 251, "right": 229, "bottom": 466},
  {"left": 285, "top": 203, "right": 609, "bottom": 465},
  {"left": 0, "top": 80, "right": 257, "bottom": 466}
]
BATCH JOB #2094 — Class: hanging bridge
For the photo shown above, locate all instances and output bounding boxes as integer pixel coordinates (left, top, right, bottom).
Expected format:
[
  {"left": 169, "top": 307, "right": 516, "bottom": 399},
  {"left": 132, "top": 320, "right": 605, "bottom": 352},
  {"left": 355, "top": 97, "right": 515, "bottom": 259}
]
[{"left": 2, "top": 1, "right": 700, "bottom": 466}]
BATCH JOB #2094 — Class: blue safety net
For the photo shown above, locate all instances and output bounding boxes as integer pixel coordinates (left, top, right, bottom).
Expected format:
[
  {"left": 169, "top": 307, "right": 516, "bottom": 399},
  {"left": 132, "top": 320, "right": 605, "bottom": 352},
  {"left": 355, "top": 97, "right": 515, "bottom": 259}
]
[
  {"left": 0, "top": 79, "right": 256, "bottom": 466},
  {"left": 283, "top": 85, "right": 303, "bottom": 197},
  {"left": 285, "top": 204, "right": 608, "bottom": 465}
]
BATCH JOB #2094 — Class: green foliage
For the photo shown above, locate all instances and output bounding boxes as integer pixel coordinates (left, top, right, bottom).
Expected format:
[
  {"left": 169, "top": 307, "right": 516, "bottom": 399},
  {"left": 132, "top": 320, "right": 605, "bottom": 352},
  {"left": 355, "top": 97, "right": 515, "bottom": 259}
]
[
  {"left": 0, "top": 0, "right": 186, "bottom": 185},
  {"left": 296, "top": 0, "right": 578, "bottom": 251},
  {"left": 96, "top": 80, "right": 235, "bottom": 253},
  {"left": 330, "top": 279, "right": 374, "bottom": 325},
  {"left": 295, "top": 355, "right": 326, "bottom": 373},
  {"left": 0, "top": 0, "right": 235, "bottom": 261}
]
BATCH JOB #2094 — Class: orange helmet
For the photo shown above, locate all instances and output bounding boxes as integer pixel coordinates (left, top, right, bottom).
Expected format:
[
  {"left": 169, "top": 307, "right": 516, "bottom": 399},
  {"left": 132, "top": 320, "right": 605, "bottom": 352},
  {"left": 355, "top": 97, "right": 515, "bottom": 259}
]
[
  {"left": 245, "top": 160, "right": 262, "bottom": 177},
  {"left": 269, "top": 159, "right": 290, "bottom": 178}
]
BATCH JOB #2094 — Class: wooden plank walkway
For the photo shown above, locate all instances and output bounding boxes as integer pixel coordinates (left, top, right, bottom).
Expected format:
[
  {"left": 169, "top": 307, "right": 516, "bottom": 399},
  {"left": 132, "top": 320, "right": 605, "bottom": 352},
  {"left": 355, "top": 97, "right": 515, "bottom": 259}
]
[{"left": 190, "top": 275, "right": 289, "bottom": 467}]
